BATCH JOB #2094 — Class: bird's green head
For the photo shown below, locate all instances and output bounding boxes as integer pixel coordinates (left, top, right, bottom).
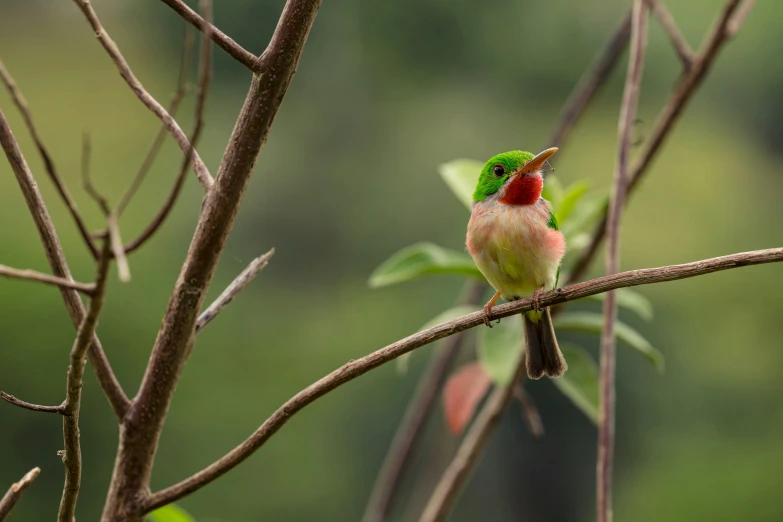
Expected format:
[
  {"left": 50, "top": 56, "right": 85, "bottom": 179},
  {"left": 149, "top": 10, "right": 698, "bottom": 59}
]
[{"left": 472, "top": 148, "right": 558, "bottom": 204}]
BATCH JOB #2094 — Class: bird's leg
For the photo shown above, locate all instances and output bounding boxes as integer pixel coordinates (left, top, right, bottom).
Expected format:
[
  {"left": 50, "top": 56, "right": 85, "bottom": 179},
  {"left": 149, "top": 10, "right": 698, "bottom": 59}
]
[
  {"left": 532, "top": 285, "right": 545, "bottom": 313},
  {"left": 483, "top": 291, "right": 502, "bottom": 328}
]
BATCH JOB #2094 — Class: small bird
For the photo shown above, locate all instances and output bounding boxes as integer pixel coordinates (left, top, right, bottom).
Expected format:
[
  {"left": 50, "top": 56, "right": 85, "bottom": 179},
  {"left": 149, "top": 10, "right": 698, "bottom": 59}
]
[{"left": 466, "top": 148, "right": 567, "bottom": 379}]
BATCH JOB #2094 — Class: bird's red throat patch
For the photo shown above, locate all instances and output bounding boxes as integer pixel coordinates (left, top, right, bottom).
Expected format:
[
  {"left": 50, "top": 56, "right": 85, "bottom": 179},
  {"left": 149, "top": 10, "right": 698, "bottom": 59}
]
[{"left": 499, "top": 173, "right": 543, "bottom": 206}]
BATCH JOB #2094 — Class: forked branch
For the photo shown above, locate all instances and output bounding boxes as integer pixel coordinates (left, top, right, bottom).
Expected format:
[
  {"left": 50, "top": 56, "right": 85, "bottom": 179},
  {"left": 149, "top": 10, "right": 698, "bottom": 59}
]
[{"left": 143, "top": 247, "right": 783, "bottom": 512}]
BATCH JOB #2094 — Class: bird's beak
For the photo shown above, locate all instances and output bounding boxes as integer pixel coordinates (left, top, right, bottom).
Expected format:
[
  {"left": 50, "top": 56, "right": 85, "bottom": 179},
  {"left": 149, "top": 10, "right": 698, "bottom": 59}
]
[{"left": 520, "top": 147, "right": 558, "bottom": 174}]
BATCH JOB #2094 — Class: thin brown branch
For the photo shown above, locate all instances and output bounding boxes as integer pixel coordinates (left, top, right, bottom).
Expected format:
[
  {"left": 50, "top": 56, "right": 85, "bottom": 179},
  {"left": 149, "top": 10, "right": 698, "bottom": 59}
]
[
  {"left": 196, "top": 249, "right": 274, "bottom": 333},
  {"left": 727, "top": 0, "right": 756, "bottom": 36},
  {"left": 0, "top": 265, "right": 95, "bottom": 294},
  {"left": 362, "top": 281, "right": 485, "bottom": 522},
  {"left": 156, "top": 0, "right": 260, "bottom": 72},
  {"left": 58, "top": 238, "right": 112, "bottom": 522},
  {"left": 0, "top": 467, "right": 41, "bottom": 521},
  {"left": 645, "top": 0, "right": 694, "bottom": 67},
  {"left": 102, "top": 0, "right": 322, "bottom": 517},
  {"left": 567, "top": 0, "right": 750, "bottom": 285},
  {"left": 116, "top": 29, "right": 195, "bottom": 219},
  {"left": 80, "top": 133, "right": 110, "bottom": 216},
  {"left": 419, "top": 360, "right": 527, "bottom": 522},
  {"left": 70, "top": 0, "right": 214, "bottom": 190},
  {"left": 108, "top": 214, "right": 130, "bottom": 282},
  {"left": 513, "top": 384, "right": 545, "bottom": 439},
  {"left": 0, "top": 392, "right": 63, "bottom": 414},
  {"left": 0, "top": 108, "right": 130, "bottom": 419},
  {"left": 123, "top": 10, "right": 213, "bottom": 256},
  {"left": 0, "top": 58, "right": 99, "bottom": 258},
  {"left": 598, "top": 3, "right": 648, "bottom": 522},
  {"left": 143, "top": 247, "right": 783, "bottom": 512},
  {"left": 548, "top": 12, "right": 632, "bottom": 148}
]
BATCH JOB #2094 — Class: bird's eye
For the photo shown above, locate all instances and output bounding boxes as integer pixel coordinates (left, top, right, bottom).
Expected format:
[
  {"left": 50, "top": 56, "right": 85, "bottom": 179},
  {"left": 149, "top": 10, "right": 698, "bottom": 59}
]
[{"left": 493, "top": 164, "right": 505, "bottom": 177}]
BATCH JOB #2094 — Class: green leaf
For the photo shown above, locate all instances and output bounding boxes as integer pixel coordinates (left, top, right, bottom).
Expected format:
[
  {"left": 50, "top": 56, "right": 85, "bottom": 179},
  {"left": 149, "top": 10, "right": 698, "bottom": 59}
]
[
  {"left": 438, "top": 159, "right": 484, "bottom": 210},
  {"left": 478, "top": 315, "right": 523, "bottom": 386},
  {"left": 541, "top": 174, "right": 564, "bottom": 211},
  {"left": 397, "top": 305, "right": 478, "bottom": 373},
  {"left": 552, "top": 343, "right": 599, "bottom": 423},
  {"left": 558, "top": 181, "right": 589, "bottom": 223},
  {"left": 554, "top": 312, "right": 664, "bottom": 372},
  {"left": 369, "top": 243, "right": 483, "bottom": 288},
  {"left": 583, "top": 288, "right": 654, "bottom": 322},
  {"left": 147, "top": 504, "right": 194, "bottom": 522},
  {"left": 561, "top": 193, "right": 609, "bottom": 241}
]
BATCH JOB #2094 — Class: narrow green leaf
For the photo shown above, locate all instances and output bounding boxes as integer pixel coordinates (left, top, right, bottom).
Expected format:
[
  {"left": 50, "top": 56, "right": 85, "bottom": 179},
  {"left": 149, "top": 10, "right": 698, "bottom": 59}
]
[
  {"left": 558, "top": 181, "right": 589, "bottom": 223},
  {"left": 478, "top": 315, "right": 523, "bottom": 386},
  {"left": 369, "top": 243, "right": 483, "bottom": 288},
  {"left": 397, "top": 305, "right": 478, "bottom": 373},
  {"left": 554, "top": 312, "right": 664, "bottom": 372},
  {"left": 438, "top": 159, "right": 484, "bottom": 210},
  {"left": 552, "top": 343, "right": 599, "bottom": 424},
  {"left": 561, "top": 193, "right": 609, "bottom": 240},
  {"left": 147, "top": 504, "right": 195, "bottom": 522},
  {"left": 541, "top": 174, "right": 564, "bottom": 211},
  {"left": 583, "top": 288, "right": 654, "bottom": 322}
]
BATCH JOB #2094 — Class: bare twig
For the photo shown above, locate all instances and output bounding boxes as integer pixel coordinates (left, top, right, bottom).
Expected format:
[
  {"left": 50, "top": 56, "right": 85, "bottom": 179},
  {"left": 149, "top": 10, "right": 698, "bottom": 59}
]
[
  {"left": 0, "top": 58, "right": 99, "bottom": 258},
  {"left": 0, "top": 265, "right": 95, "bottom": 294},
  {"left": 548, "top": 12, "right": 632, "bottom": 148},
  {"left": 362, "top": 281, "right": 485, "bottom": 522},
  {"left": 80, "top": 133, "right": 110, "bottom": 216},
  {"left": 123, "top": 9, "right": 213, "bottom": 256},
  {"left": 58, "top": 238, "right": 112, "bottom": 522},
  {"left": 419, "top": 361, "right": 527, "bottom": 522},
  {"left": 0, "top": 467, "right": 41, "bottom": 521},
  {"left": 116, "top": 29, "right": 195, "bottom": 219},
  {"left": 727, "top": 0, "right": 756, "bottom": 36},
  {"left": 143, "top": 247, "right": 783, "bottom": 512},
  {"left": 645, "top": 0, "right": 694, "bottom": 67},
  {"left": 0, "top": 392, "right": 63, "bottom": 414},
  {"left": 513, "top": 384, "right": 545, "bottom": 439},
  {"left": 101, "top": 0, "right": 322, "bottom": 517},
  {"left": 70, "top": 0, "right": 214, "bottom": 190},
  {"left": 567, "top": 0, "right": 751, "bottom": 284},
  {"left": 108, "top": 214, "right": 130, "bottom": 282},
  {"left": 196, "top": 249, "right": 274, "bottom": 333},
  {"left": 598, "top": 3, "right": 648, "bottom": 522},
  {"left": 156, "top": 0, "right": 260, "bottom": 72},
  {"left": 0, "top": 108, "right": 130, "bottom": 418}
]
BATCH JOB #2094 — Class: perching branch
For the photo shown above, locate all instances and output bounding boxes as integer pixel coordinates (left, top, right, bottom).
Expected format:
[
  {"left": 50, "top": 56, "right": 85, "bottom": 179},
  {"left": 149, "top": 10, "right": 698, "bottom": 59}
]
[
  {"left": 418, "top": 361, "right": 528, "bottom": 522},
  {"left": 70, "top": 0, "right": 214, "bottom": 190},
  {"left": 645, "top": 0, "right": 694, "bottom": 67},
  {"left": 0, "top": 108, "right": 130, "bottom": 419},
  {"left": 598, "top": 3, "right": 648, "bottom": 522},
  {"left": 0, "top": 467, "right": 40, "bottom": 521},
  {"left": 362, "top": 281, "right": 485, "bottom": 522},
  {"left": 196, "top": 249, "right": 274, "bottom": 333},
  {"left": 548, "top": 11, "right": 632, "bottom": 148},
  {"left": 0, "top": 265, "right": 95, "bottom": 295},
  {"left": 568, "top": 0, "right": 753, "bottom": 284},
  {"left": 58, "top": 238, "right": 113, "bottom": 522},
  {"left": 156, "top": 0, "right": 260, "bottom": 72},
  {"left": 143, "top": 247, "right": 783, "bottom": 512},
  {"left": 0, "top": 58, "right": 99, "bottom": 258},
  {"left": 123, "top": 8, "right": 213, "bottom": 256}
]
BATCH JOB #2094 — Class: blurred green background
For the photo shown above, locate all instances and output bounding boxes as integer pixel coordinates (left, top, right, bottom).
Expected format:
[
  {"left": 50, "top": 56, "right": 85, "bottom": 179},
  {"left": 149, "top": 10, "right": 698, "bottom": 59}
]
[{"left": 1, "top": 0, "right": 782, "bottom": 520}]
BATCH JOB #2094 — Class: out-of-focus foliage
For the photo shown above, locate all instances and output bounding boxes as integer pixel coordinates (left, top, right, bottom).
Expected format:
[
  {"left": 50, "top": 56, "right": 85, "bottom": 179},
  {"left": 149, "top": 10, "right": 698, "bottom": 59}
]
[{"left": 1, "top": 1, "right": 783, "bottom": 521}]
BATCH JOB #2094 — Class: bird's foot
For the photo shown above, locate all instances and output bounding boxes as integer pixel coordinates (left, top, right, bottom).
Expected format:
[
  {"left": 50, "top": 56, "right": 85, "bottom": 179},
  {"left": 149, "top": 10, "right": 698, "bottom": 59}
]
[
  {"left": 482, "top": 291, "right": 502, "bottom": 328},
  {"left": 532, "top": 286, "right": 545, "bottom": 313}
]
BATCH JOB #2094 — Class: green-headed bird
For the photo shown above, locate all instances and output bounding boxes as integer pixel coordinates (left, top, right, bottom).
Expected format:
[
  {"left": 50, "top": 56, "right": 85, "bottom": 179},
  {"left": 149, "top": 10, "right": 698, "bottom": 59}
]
[{"left": 466, "top": 148, "right": 567, "bottom": 379}]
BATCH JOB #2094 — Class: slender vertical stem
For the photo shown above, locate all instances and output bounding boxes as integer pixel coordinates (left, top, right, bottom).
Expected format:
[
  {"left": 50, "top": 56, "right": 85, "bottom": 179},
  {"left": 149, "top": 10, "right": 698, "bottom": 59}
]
[{"left": 597, "top": 3, "right": 648, "bottom": 522}]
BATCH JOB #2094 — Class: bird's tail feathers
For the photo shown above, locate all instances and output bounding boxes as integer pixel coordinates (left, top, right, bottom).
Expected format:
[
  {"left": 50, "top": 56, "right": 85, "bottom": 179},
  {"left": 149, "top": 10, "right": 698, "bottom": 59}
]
[{"left": 523, "top": 308, "right": 567, "bottom": 379}]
